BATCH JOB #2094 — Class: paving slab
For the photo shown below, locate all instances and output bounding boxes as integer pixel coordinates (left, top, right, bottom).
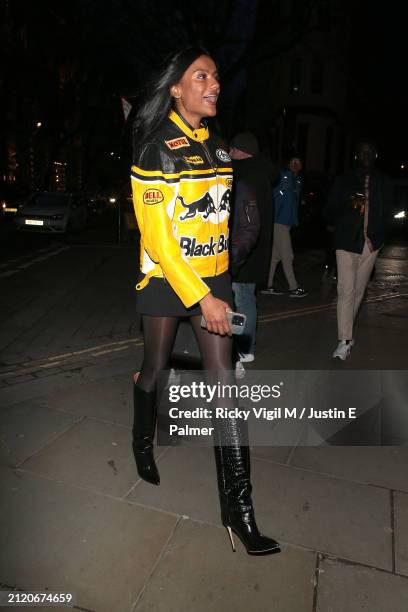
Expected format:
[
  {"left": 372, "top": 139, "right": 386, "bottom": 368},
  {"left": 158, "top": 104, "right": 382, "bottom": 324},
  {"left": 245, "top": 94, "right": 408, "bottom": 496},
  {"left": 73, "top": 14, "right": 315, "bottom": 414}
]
[
  {"left": 21, "top": 417, "right": 141, "bottom": 497},
  {"left": 0, "top": 353, "right": 139, "bottom": 408},
  {"left": 253, "top": 460, "right": 393, "bottom": 570},
  {"left": 251, "top": 446, "right": 292, "bottom": 464},
  {"left": 39, "top": 375, "right": 133, "bottom": 427},
  {"left": 316, "top": 556, "right": 408, "bottom": 612},
  {"left": 127, "top": 446, "right": 221, "bottom": 524},
  {"left": 0, "top": 370, "right": 92, "bottom": 407},
  {"left": 128, "top": 446, "right": 392, "bottom": 570},
  {"left": 134, "top": 519, "right": 316, "bottom": 612},
  {"left": 76, "top": 354, "right": 140, "bottom": 384},
  {"left": 394, "top": 492, "right": 408, "bottom": 576},
  {"left": 0, "top": 398, "right": 80, "bottom": 468},
  {"left": 289, "top": 447, "right": 408, "bottom": 492},
  {"left": 0, "top": 467, "right": 177, "bottom": 612}
]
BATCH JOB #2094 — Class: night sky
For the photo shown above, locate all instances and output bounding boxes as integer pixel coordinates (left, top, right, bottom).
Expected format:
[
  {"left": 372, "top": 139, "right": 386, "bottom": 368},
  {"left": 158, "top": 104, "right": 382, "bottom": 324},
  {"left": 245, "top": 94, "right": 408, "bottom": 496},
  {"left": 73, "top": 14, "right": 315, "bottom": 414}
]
[
  {"left": 350, "top": 2, "right": 407, "bottom": 173},
  {"left": 3, "top": 1, "right": 407, "bottom": 183}
]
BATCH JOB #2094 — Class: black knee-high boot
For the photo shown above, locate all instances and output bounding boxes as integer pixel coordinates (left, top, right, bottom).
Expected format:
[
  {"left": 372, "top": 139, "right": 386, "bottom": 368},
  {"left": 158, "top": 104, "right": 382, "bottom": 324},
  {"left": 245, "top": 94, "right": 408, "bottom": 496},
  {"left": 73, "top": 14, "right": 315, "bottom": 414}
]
[
  {"left": 213, "top": 420, "right": 280, "bottom": 555},
  {"left": 132, "top": 383, "right": 160, "bottom": 485}
]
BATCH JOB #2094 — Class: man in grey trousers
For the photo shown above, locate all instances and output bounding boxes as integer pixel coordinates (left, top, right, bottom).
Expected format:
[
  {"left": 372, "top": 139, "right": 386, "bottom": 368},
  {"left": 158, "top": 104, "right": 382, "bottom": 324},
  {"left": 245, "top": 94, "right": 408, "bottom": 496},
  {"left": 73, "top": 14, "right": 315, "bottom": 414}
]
[{"left": 325, "top": 140, "right": 390, "bottom": 360}]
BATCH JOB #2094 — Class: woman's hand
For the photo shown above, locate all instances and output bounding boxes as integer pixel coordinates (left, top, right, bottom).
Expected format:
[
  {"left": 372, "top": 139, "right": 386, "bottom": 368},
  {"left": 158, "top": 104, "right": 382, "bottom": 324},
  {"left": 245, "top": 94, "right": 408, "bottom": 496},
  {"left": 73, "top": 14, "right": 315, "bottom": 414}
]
[{"left": 200, "top": 292, "right": 232, "bottom": 336}]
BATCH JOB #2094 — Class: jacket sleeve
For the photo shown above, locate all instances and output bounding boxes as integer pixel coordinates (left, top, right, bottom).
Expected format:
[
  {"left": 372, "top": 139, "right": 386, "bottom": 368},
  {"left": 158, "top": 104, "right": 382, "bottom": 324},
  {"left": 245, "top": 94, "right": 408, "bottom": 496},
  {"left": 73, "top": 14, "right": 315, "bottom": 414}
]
[
  {"left": 230, "top": 181, "right": 260, "bottom": 266},
  {"left": 131, "top": 143, "right": 210, "bottom": 308}
]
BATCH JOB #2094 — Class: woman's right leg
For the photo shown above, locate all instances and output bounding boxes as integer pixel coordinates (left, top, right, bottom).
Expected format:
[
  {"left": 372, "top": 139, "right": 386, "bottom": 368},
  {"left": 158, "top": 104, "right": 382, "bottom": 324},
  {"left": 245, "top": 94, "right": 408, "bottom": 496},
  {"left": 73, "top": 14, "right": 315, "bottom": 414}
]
[
  {"left": 132, "top": 316, "right": 180, "bottom": 485},
  {"left": 137, "top": 316, "right": 180, "bottom": 391}
]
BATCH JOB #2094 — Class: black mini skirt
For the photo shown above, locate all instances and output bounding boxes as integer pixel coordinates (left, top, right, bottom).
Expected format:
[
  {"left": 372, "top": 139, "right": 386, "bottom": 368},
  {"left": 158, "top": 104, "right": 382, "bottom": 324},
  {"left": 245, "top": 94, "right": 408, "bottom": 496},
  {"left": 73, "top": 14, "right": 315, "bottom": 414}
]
[{"left": 135, "top": 271, "right": 233, "bottom": 317}]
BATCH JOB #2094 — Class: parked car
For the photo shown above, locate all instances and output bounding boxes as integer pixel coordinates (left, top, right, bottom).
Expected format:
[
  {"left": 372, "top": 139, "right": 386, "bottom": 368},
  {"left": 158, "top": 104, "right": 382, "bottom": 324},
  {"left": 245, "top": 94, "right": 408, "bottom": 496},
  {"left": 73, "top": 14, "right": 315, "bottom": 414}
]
[
  {"left": 14, "top": 191, "right": 89, "bottom": 233},
  {"left": 0, "top": 183, "right": 30, "bottom": 220}
]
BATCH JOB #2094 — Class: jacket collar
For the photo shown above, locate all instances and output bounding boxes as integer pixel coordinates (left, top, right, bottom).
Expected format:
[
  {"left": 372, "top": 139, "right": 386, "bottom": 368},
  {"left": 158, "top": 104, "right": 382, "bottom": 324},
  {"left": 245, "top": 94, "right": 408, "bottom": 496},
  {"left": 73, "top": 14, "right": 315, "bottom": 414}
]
[{"left": 169, "top": 110, "right": 209, "bottom": 143}]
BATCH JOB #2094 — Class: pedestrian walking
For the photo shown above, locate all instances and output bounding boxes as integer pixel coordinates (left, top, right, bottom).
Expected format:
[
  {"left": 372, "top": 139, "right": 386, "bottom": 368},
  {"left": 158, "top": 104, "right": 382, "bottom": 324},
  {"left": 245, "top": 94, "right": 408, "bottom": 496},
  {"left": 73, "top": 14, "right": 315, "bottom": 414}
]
[
  {"left": 326, "top": 140, "right": 390, "bottom": 360},
  {"left": 262, "top": 155, "right": 309, "bottom": 297},
  {"left": 130, "top": 47, "right": 280, "bottom": 555},
  {"left": 229, "top": 132, "right": 275, "bottom": 372}
]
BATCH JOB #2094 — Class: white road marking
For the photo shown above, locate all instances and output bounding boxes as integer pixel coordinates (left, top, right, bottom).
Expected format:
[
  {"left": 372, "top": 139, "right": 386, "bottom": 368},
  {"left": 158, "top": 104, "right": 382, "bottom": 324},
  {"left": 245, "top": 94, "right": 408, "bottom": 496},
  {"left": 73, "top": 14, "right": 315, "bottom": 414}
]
[
  {"left": 259, "top": 292, "right": 408, "bottom": 324},
  {"left": 0, "top": 246, "right": 70, "bottom": 278},
  {"left": 0, "top": 338, "right": 144, "bottom": 379}
]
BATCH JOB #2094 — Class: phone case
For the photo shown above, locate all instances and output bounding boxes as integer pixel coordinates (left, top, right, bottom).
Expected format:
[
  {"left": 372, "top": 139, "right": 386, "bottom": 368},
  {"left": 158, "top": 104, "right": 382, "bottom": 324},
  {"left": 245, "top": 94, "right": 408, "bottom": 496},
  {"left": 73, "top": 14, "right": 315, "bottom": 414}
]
[{"left": 200, "top": 311, "right": 247, "bottom": 335}]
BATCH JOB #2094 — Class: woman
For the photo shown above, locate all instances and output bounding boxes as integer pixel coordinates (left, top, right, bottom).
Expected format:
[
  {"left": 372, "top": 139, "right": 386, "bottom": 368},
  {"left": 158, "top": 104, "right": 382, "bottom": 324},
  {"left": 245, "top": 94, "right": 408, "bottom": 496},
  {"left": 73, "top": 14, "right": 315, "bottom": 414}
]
[{"left": 130, "top": 47, "right": 280, "bottom": 555}]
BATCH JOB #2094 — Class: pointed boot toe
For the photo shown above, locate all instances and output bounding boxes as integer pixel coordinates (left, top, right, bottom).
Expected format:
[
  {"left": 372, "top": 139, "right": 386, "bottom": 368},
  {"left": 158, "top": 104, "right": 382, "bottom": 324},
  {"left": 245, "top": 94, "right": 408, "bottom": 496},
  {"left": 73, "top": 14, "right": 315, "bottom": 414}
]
[
  {"left": 132, "top": 442, "right": 160, "bottom": 485},
  {"left": 132, "top": 382, "right": 160, "bottom": 486}
]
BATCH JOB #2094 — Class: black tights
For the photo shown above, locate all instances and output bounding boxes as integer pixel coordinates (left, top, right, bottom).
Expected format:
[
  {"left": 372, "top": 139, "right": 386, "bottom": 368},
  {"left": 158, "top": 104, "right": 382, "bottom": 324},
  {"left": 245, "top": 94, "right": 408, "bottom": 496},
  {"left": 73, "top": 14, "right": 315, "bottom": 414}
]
[{"left": 137, "top": 315, "right": 233, "bottom": 392}]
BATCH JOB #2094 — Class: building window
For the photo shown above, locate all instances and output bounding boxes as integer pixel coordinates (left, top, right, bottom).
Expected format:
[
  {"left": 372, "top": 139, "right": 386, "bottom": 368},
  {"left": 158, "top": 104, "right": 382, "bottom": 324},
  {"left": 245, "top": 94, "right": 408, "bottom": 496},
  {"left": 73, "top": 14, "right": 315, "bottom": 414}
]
[
  {"left": 311, "top": 58, "right": 324, "bottom": 95},
  {"left": 289, "top": 58, "right": 301, "bottom": 94}
]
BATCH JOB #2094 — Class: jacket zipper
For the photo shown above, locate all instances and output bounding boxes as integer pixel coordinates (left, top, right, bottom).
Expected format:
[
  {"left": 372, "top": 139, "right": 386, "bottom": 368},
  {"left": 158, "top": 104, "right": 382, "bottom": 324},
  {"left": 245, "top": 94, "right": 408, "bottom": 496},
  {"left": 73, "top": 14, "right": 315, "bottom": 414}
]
[{"left": 200, "top": 140, "right": 219, "bottom": 275}]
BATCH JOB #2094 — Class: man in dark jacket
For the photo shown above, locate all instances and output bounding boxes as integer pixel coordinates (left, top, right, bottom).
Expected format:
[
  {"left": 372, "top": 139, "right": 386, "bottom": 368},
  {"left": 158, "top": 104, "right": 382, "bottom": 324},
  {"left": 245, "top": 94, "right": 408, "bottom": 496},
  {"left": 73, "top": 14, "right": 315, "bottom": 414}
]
[
  {"left": 326, "top": 140, "right": 390, "bottom": 360},
  {"left": 229, "top": 132, "right": 276, "bottom": 367}
]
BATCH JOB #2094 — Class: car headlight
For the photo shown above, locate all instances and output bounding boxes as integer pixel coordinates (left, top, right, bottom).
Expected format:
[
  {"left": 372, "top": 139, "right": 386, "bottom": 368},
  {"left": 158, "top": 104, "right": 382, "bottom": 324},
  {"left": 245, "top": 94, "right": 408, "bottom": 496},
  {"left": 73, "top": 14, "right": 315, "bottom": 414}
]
[
  {"left": 394, "top": 211, "right": 406, "bottom": 219},
  {"left": 1, "top": 201, "right": 6, "bottom": 210}
]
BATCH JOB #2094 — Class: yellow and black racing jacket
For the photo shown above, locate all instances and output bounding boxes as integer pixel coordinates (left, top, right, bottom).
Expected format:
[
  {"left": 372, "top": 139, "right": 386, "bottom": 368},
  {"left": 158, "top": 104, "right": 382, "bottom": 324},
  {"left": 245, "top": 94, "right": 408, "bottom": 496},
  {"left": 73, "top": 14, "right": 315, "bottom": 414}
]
[{"left": 131, "top": 110, "right": 233, "bottom": 308}]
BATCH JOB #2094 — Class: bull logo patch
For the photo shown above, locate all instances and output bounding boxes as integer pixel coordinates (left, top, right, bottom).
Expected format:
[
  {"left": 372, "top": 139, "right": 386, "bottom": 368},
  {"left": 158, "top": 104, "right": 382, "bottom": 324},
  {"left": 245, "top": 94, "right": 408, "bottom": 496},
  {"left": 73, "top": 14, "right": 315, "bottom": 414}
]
[
  {"left": 183, "top": 155, "right": 204, "bottom": 165},
  {"left": 216, "top": 148, "right": 231, "bottom": 162},
  {"left": 219, "top": 189, "right": 231, "bottom": 213},
  {"left": 143, "top": 189, "right": 164, "bottom": 205},
  {"left": 177, "top": 193, "right": 216, "bottom": 221},
  {"left": 165, "top": 137, "right": 190, "bottom": 150}
]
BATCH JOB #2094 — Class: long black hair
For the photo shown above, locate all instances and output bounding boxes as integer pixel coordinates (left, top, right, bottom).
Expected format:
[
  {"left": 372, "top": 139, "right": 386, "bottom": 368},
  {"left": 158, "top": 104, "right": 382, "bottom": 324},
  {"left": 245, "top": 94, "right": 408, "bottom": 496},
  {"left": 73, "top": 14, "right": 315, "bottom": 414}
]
[{"left": 133, "top": 46, "right": 212, "bottom": 153}]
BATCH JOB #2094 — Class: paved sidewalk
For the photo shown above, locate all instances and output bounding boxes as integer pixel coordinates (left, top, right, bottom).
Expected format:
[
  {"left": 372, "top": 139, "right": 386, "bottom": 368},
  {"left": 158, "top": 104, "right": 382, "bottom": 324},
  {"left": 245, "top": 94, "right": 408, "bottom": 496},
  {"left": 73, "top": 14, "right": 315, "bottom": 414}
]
[{"left": 1, "top": 244, "right": 408, "bottom": 611}]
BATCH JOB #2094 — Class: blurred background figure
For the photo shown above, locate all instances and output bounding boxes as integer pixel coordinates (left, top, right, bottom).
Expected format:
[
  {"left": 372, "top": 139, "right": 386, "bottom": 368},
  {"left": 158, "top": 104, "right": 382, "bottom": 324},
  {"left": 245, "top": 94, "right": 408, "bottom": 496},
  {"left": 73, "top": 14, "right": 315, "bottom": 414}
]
[
  {"left": 262, "top": 155, "right": 309, "bottom": 298},
  {"left": 229, "top": 132, "right": 275, "bottom": 375},
  {"left": 326, "top": 140, "right": 391, "bottom": 360}
]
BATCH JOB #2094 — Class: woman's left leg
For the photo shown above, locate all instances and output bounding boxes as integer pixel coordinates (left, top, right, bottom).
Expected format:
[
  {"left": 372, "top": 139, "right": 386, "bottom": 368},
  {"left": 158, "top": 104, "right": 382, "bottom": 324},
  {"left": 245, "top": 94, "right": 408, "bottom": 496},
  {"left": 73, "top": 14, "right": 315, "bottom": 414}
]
[{"left": 190, "top": 316, "right": 280, "bottom": 555}]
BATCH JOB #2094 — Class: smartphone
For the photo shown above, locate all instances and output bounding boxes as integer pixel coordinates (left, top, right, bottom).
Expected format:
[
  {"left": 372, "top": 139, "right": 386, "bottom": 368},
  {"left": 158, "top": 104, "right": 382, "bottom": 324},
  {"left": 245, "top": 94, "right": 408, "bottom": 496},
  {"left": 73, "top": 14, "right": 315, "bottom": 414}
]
[{"left": 200, "top": 311, "right": 247, "bottom": 335}]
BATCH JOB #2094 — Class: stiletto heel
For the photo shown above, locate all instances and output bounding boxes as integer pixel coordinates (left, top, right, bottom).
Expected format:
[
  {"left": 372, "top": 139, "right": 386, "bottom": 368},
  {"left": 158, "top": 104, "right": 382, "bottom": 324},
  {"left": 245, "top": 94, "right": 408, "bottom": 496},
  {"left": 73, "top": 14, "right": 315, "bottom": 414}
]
[
  {"left": 132, "top": 374, "right": 160, "bottom": 486},
  {"left": 226, "top": 526, "right": 236, "bottom": 552},
  {"left": 222, "top": 511, "right": 280, "bottom": 555},
  {"left": 214, "top": 424, "right": 281, "bottom": 555}
]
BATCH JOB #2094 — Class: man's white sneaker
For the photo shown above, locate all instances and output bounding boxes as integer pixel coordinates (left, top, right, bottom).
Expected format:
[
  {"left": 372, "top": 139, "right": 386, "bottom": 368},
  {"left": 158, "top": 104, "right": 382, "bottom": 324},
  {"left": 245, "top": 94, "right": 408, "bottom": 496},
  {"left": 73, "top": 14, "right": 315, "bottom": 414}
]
[
  {"left": 332, "top": 340, "right": 353, "bottom": 360},
  {"left": 168, "top": 368, "right": 181, "bottom": 385},
  {"left": 288, "top": 287, "right": 309, "bottom": 298},
  {"left": 238, "top": 352, "right": 255, "bottom": 363},
  {"left": 235, "top": 361, "right": 246, "bottom": 379}
]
